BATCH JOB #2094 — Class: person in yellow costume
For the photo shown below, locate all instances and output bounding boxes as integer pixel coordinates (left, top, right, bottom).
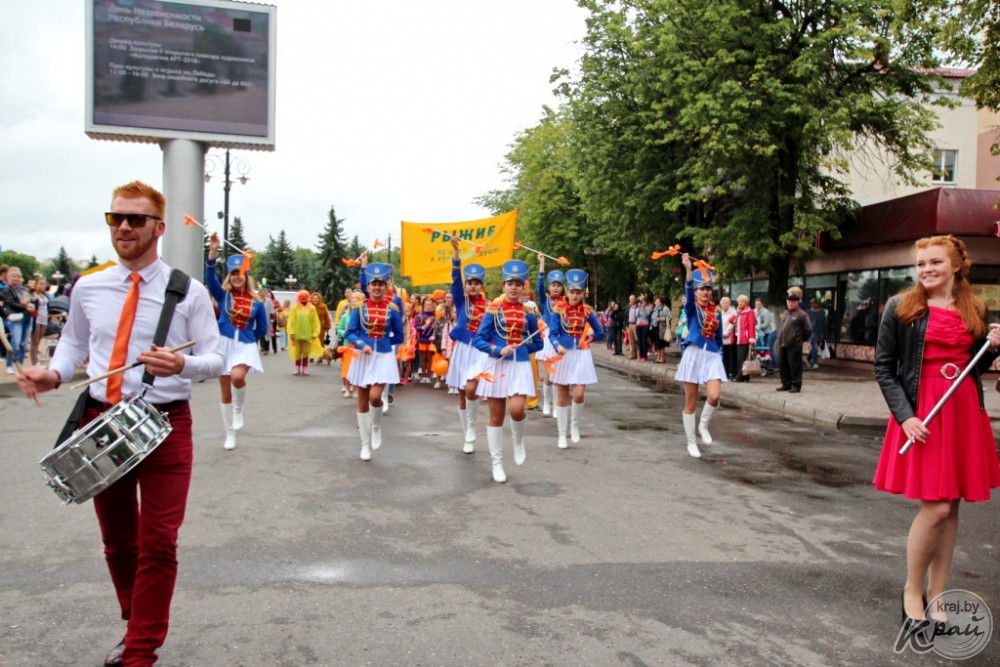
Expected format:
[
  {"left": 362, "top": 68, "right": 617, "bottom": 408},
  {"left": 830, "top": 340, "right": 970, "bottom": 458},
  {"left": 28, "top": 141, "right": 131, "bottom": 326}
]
[{"left": 287, "top": 289, "right": 322, "bottom": 375}]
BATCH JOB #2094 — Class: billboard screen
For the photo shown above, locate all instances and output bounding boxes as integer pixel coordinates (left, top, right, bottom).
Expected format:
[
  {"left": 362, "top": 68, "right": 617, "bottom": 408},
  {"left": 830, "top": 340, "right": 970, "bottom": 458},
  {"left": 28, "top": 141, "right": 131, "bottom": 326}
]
[{"left": 86, "top": 0, "right": 276, "bottom": 149}]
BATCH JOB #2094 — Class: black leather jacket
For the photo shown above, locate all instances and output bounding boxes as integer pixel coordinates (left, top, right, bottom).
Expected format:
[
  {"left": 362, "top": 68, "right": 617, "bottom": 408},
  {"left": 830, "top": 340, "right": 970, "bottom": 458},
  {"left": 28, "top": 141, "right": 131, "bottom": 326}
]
[{"left": 875, "top": 295, "right": 997, "bottom": 426}]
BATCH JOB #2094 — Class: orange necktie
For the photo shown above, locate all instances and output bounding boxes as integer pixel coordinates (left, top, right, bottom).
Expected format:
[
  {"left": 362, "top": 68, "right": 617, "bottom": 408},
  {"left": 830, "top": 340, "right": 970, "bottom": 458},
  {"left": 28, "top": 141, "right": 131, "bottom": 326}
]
[{"left": 106, "top": 272, "right": 142, "bottom": 404}]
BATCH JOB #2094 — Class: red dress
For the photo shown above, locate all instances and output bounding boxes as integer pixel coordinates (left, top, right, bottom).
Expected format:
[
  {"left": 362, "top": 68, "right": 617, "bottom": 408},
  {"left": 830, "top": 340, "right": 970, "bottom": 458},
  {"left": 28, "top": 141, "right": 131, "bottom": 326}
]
[{"left": 874, "top": 307, "right": 1000, "bottom": 501}]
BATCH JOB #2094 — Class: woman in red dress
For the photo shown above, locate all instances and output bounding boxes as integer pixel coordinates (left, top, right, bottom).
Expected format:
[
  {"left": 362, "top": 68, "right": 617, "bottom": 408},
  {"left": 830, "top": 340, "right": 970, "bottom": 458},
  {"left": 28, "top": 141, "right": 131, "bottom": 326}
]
[{"left": 873, "top": 235, "right": 1000, "bottom": 637}]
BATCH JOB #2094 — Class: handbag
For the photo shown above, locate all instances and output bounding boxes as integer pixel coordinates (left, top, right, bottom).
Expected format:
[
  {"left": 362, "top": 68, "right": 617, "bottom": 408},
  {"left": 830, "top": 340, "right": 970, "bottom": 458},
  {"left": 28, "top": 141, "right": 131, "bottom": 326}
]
[
  {"left": 742, "top": 353, "right": 762, "bottom": 376},
  {"left": 819, "top": 340, "right": 831, "bottom": 360}
]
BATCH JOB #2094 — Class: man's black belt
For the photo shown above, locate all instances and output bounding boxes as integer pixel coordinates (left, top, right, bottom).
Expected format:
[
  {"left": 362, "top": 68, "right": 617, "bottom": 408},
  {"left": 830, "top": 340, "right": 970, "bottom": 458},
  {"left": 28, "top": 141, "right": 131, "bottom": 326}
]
[{"left": 85, "top": 395, "right": 189, "bottom": 413}]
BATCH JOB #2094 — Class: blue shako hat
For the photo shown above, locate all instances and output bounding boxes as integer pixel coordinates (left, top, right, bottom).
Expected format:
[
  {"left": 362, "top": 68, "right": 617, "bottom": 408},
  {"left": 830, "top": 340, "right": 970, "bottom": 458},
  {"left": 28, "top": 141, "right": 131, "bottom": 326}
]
[
  {"left": 502, "top": 259, "right": 529, "bottom": 282},
  {"left": 365, "top": 263, "right": 393, "bottom": 283},
  {"left": 463, "top": 263, "right": 486, "bottom": 282},
  {"left": 692, "top": 267, "right": 713, "bottom": 288},
  {"left": 546, "top": 270, "right": 566, "bottom": 286},
  {"left": 565, "top": 269, "right": 588, "bottom": 290},
  {"left": 226, "top": 254, "right": 248, "bottom": 274}
]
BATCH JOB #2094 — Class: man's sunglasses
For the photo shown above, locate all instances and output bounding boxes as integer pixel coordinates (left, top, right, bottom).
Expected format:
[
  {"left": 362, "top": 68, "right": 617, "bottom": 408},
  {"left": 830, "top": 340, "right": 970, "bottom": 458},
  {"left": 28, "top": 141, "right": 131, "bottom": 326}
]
[{"left": 105, "top": 212, "right": 162, "bottom": 228}]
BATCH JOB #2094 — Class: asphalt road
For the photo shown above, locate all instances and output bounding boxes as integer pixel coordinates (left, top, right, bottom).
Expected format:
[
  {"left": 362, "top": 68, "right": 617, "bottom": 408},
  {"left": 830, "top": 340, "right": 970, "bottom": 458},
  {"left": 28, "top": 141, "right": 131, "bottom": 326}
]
[{"left": 1, "top": 355, "right": 997, "bottom": 666}]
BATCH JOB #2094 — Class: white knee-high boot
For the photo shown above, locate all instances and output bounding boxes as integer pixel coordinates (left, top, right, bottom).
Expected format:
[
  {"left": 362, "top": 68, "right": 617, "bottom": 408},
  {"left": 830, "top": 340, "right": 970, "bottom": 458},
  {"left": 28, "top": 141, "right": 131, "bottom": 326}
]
[
  {"left": 555, "top": 404, "right": 569, "bottom": 449},
  {"left": 542, "top": 383, "right": 552, "bottom": 416},
  {"left": 231, "top": 385, "right": 246, "bottom": 430},
  {"left": 511, "top": 417, "right": 526, "bottom": 465},
  {"left": 683, "top": 411, "right": 701, "bottom": 458},
  {"left": 487, "top": 425, "right": 506, "bottom": 483},
  {"left": 357, "top": 411, "right": 372, "bottom": 461},
  {"left": 370, "top": 404, "right": 383, "bottom": 451},
  {"left": 570, "top": 401, "right": 584, "bottom": 443},
  {"left": 698, "top": 402, "right": 717, "bottom": 445},
  {"left": 458, "top": 408, "right": 471, "bottom": 453},
  {"left": 220, "top": 403, "right": 236, "bottom": 450},
  {"left": 465, "top": 398, "right": 479, "bottom": 451}
]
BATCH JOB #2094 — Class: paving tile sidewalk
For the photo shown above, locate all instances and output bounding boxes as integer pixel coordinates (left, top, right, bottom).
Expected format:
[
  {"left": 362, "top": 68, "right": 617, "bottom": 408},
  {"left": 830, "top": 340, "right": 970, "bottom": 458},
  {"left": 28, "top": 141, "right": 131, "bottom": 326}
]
[{"left": 591, "top": 344, "right": 1000, "bottom": 438}]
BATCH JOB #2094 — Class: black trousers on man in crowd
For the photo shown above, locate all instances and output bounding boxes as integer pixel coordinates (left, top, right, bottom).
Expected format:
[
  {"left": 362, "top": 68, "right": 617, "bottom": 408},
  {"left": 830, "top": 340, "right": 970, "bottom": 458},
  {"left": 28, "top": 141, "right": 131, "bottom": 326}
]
[{"left": 777, "top": 343, "right": 804, "bottom": 391}]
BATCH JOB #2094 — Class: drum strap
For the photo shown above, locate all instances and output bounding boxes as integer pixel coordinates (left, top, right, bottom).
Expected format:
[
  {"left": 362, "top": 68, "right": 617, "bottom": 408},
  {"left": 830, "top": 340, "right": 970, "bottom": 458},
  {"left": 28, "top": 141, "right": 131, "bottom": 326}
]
[
  {"left": 53, "top": 270, "right": 191, "bottom": 448},
  {"left": 140, "top": 269, "right": 191, "bottom": 387}
]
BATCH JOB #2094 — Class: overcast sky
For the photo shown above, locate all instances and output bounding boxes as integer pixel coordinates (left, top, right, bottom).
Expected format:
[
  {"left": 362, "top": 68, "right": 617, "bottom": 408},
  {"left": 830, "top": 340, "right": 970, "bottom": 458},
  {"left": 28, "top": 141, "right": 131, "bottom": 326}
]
[{"left": 0, "top": 0, "right": 587, "bottom": 265}]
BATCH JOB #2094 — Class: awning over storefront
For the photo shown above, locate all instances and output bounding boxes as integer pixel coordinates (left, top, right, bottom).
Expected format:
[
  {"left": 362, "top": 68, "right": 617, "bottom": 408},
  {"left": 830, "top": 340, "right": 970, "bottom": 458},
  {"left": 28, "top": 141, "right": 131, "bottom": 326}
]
[{"left": 823, "top": 188, "right": 1000, "bottom": 251}]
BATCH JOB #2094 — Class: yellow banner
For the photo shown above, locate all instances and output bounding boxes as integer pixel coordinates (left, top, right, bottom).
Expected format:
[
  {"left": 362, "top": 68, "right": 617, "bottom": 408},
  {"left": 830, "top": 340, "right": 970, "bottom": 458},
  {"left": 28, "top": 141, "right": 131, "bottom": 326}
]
[{"left": 400, "top": 210, "right": 517, "bottom": 287}]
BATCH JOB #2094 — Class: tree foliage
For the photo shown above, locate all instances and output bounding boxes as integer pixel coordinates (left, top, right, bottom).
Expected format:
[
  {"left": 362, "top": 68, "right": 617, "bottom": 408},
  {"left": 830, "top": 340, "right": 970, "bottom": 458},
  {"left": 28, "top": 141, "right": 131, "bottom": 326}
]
[
  {"left": 0, "top": 250, "right": 41, "bottom": 280},
  {"left": 256, "top": 230, "right": 296, "bottom": 291},
  {"left": 52, "top": 246, "right": 76, "bottom": 280},
  {"left": 228, "top": 216, "right": 250, "bottom": 254},
  {"left": 481, "top": 0, "right": 960, "bottom": 304},
  {"left": 314, "top": 206, "right": 355, "bottom": 304}
]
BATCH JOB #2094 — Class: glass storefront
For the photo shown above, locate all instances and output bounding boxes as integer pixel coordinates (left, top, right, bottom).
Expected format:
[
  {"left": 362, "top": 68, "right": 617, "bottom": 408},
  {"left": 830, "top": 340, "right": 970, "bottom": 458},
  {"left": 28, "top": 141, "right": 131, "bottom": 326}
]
[{"left": 722, "top": 265, "right": 1000, "bottom": 349}]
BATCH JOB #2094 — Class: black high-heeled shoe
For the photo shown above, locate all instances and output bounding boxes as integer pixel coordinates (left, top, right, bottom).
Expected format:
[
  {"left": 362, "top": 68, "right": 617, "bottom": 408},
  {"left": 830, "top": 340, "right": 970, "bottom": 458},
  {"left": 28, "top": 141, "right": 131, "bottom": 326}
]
[{"left": 901, "top": 592, "right": 932, "bottom": 641}]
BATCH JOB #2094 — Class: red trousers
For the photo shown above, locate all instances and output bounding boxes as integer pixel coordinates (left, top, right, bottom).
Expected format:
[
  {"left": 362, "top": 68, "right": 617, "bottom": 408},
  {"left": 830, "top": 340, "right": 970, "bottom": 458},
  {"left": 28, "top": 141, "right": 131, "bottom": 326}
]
[{"left": 85, "top": 404, "right": 193, "bottom": 667}]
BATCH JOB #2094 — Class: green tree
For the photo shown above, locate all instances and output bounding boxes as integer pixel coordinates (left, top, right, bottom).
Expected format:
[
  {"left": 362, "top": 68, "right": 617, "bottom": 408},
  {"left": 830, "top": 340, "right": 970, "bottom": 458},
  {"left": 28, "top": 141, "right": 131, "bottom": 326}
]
[
  {"left": 0, "top": 250, "right": 41, "bottom": 280},
  {"left": 52, "top": 246, "right": 76, "bottom": 280},
  {"left": 314, "top": 206, "right": 355, "bottom": 303},
  {"left": 228, "top": 216, "right": 250, "bottom": 254},
  {"left": 86, "top": 255, "right": 100, "bottom": 270},
  {"left": 292, "top": 247, "right": 320, "bottom": 293},
  {"left": 256, "top": 230, "right": 296, "bottom": 291},
  {"left": 555, "top": 0, "right": 948, "bottom": 304}
]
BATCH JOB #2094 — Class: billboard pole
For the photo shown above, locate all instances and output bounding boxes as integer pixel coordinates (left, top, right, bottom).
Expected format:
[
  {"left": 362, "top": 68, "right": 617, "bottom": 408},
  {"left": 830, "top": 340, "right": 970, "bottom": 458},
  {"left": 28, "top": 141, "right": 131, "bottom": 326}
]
[{"left": 161, "top": 139, "right": 207, "bottom": 282}]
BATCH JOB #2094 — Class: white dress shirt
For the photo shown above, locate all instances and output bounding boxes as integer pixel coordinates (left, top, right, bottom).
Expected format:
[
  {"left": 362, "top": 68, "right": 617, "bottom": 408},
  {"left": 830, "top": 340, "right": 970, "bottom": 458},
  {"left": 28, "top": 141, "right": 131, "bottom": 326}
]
[{"left": 49, "top": 260, "right": 224, "bottom": 403}]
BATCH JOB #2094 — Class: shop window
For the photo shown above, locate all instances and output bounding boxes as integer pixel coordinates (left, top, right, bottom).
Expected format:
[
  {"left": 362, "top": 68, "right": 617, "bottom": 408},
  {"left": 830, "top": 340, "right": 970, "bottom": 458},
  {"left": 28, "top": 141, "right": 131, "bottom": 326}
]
[{"left": 840, "top": 270, "right": 880, "bottom": 344}]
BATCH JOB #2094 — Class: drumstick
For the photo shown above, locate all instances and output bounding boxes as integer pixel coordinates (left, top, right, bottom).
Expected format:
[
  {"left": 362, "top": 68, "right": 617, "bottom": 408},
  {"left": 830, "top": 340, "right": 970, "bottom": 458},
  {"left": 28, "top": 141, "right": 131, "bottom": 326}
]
[
  {"left": 0, "top": 325, "right": 41, "bottom": 406},
  {"left": 69, "top": 341, "right": 197, "bottom": 390}
]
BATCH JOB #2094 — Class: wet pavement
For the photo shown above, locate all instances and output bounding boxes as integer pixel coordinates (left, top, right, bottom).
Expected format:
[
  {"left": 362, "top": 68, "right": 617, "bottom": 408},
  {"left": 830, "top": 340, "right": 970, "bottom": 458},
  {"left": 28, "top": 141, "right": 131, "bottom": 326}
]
[{"left": 1, "top": 351, "right": 998, "bottom": 666}]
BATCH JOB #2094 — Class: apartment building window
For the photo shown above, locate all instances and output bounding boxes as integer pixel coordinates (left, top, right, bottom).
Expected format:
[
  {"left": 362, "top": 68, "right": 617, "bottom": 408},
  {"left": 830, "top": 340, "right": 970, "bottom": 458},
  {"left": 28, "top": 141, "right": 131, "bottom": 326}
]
[{"left": 932, "top": 149, "right": 957, "bottom": 183}]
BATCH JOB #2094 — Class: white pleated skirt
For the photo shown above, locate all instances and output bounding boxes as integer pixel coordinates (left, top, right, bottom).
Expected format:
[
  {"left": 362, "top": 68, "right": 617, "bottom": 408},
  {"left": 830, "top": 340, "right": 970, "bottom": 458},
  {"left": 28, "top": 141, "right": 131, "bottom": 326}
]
[
  {"left": 536, "top": 333, "right": 557, "bottom": 361},
  {"left": 220, "top": 332, "right": 264, "bottom": 376},
  {"left": 347, "top": 350, "right": 401, "bottom": 387},
  {"left": 474, "top": 358, "right": 536, "bottom": 398},
  {"left": 446, "top": 340, "right": 485, "bottom": 389},
  {"left": 674, "top": 345, "right": 728, "bottom": 385},
  {"left": 550, "top": 348, "right": 598, "bottom": 386}
]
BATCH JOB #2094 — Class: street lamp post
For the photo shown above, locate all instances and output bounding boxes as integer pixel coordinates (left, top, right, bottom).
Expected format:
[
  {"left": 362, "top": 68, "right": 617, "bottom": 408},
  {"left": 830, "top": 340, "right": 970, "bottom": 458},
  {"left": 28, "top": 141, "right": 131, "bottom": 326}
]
[
  {"left": 285, "top": 274, "right": 297, "bottom": 291},
  {"left": 204, "top": 149, "right": 251, "bottom": 245}
]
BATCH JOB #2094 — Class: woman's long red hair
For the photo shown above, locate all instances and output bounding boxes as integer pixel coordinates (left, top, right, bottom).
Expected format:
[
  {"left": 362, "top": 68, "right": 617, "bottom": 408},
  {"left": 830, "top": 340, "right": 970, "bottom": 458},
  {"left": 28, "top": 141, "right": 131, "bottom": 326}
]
[{"left": 894, "top": 235, "right": 986, "bottom": 338}]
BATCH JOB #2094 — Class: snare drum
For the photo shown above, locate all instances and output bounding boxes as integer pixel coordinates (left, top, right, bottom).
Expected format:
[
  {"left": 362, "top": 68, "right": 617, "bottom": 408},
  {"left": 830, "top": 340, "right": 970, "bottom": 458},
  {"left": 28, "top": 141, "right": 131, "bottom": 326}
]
[{"left": 39, "top": 392, "right": 172, "bottom": 504}]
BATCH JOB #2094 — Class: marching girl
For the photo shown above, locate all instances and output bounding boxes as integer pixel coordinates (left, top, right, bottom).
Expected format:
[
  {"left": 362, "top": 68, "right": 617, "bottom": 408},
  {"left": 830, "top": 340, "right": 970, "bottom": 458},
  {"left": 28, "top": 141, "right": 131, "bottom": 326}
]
[
  {"left": 471, "top": 260, "right": 544, "bottom": 483},
  {"left": 360, "top": 256, "right": 405, "bottom": 413},
  {"left": 446, "top": 235, "right": 489, "bottom": 453},
  {"left": 336, "top": 289, "right": 365, "bottom": 398},
  {"left": 674, "top": 253, "right": 725, "bottom": 458},
  {"left": 345, "top": 263, "right": 404, "bottom": 461},
  {"left": 536, "top": 255, "right": 566, "bottom": 416},
  {"left": 205, "top": 234, "right": 268, "bottom": 450},
  {"left": 548, "top": 269, "right": 605, "bottom": 449}
]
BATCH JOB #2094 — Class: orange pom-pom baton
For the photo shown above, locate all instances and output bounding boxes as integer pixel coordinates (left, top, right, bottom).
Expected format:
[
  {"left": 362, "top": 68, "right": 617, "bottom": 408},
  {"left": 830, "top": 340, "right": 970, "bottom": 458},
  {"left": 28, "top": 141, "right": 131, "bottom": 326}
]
[
  {"left": 543, "top": 354, "right": 564, "bottom": 376},
  {"left": 650, "top": 244, "right": 682, "bottom": 260},
  {"left": 513, "top": 240, "right": 570, "bottom": 266},
  {"left": 183, "top": 214, "right": 255, "bottom": 268}
]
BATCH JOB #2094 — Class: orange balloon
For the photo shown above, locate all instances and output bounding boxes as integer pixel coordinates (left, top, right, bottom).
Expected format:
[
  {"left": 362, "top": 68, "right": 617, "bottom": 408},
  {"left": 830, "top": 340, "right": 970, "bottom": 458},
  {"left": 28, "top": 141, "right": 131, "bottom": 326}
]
[{"left": 432, "top": 357, "right": 449, "bottom": 376}]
